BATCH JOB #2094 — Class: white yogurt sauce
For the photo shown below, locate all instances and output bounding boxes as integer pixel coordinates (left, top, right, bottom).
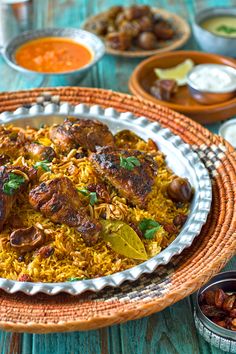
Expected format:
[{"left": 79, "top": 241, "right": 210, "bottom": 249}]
[{"left": 188, "top": 64, "right": 236, "bottom": 93}]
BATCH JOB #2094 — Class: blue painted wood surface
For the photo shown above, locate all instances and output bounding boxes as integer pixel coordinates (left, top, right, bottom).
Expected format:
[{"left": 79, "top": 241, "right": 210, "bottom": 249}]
[{"left": 0, "top": 0, "right": 235, "bottom": 353}]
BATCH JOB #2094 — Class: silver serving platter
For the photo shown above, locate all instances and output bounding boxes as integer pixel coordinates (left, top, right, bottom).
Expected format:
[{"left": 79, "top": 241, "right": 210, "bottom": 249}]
[{"left": 0, "top": 103, "right": 212, "bottom": 295}]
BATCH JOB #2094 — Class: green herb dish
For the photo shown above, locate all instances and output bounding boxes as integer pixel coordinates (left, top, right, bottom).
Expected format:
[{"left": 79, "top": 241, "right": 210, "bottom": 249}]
[{"left": 192, "top": 7, "right": 236, "bottom": 57}]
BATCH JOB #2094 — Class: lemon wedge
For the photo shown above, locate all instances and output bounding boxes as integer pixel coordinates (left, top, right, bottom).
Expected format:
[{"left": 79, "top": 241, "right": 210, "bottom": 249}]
[{"left": 154, "top": 59, "right": 194, "bottom": 86}]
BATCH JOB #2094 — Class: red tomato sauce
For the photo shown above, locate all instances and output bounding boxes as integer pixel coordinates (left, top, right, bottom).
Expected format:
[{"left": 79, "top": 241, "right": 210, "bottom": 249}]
[{"left": 15, "top": 37, "right": 93, "bottom": 73}]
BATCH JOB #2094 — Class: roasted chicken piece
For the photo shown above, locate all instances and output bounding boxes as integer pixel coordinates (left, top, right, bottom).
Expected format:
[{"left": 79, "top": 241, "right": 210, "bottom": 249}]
[
  {"left": 29, "top": 177, "right": 101, "bottom": 245},
  {"left": 49, "top": 118, "right": 115, "bottom": 153},
  {"left": 0, "top": 126, "right": 26, "bottom": 159},
  {"left": 25, "top": 142, "right": 56, "bottom": 162},
  {"left": 89, "top": 147, "right": 157, "bottom": 208},
  {"left": 0, "top": 166, "right": 29, "bottom": 231}
]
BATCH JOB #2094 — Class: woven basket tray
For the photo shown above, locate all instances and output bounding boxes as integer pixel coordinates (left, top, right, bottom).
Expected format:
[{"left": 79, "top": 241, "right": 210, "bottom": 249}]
[{"left": 0, "top": 87, "right": 235, "bottom": 334}]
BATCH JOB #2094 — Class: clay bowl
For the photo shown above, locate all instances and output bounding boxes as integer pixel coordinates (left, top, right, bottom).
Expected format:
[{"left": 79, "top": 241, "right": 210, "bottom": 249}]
[{"left": 129, "top": 50, "right": 236, "bottom": 124}]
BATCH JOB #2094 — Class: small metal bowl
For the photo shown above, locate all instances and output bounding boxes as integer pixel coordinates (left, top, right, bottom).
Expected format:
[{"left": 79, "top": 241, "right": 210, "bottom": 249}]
[
  {"left": 2, "top": 28, "right": 105, "bottom": 86},
  {"left": 195, "top": 271, "right": 236, "bottom": 353},
  {"left": 192, "top": 7, "right": 236, "bottom": 57},
  {"left": 187, "top": 64, "right": 236, "bottom": 105}
]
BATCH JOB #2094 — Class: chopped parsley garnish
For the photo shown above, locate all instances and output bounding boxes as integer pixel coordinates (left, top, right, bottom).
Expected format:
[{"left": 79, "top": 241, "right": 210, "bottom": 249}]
[
  {"left": 78, "top": 188, "right": 98, "bottom": 206},
  {"left": 216, "top": 25, "right": 236, "bottom": 34},
  {"left": 120, "top": 156, "right": 141, "bottom": 171},
  {"left": 139, "top": 218, "right": 161, "bottom": 240},
  {"left": 33, "top": 160, "right": 51, "bottom": 172},
  {"left": 68, "top": 277, "right": 85, "bottom": 282},
  {"left": 3, "top": 173, "right": 25, "bottom": 195}
]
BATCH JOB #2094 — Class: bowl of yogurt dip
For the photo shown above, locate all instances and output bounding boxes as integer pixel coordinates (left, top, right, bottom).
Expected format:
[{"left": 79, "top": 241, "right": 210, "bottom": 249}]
[{"left": 187, "top": 64, "right": 236, "bottom": 104}]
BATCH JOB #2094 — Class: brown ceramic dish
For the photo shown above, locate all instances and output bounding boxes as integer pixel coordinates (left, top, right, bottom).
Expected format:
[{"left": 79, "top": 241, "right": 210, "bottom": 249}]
[
  {"left": 129, "top": 50, "right": 236, "bottom": 123},
  {"left": 83, "top": 8, "right": 190, "bottom": 58}
]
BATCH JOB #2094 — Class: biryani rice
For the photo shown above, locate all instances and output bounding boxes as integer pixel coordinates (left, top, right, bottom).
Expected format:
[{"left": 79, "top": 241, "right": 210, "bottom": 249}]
[{"left": 0, "top": 124, "right": 190, "bottom": 282}]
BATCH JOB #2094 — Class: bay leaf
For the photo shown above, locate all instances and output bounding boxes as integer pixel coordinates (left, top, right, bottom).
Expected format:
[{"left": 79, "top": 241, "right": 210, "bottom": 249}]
[{"left": 100, "top": 220, "right": 148, "bottom": 261}]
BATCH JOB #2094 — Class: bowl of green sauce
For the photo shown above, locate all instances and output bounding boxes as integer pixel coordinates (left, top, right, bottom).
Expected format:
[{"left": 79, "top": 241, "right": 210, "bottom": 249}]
[{"left": 193, "top": 7, "right": 236, "bottom": 57}]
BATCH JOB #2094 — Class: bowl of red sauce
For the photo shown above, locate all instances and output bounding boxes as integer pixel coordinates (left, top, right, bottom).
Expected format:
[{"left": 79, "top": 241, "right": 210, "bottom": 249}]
[{"left": 2, "top": 28, "right": 105, "bottom": 86}]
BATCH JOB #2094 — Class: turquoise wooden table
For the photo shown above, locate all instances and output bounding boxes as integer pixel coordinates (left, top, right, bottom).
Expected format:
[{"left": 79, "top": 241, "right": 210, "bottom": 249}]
[{"left": 0, "top": 0, "right": 235, "bottom": 353}]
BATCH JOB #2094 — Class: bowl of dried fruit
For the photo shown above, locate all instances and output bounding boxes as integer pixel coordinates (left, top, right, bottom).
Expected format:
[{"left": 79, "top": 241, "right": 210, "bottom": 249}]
[{"left": 194, "top": 271, "right": 236, "bottom": 353}]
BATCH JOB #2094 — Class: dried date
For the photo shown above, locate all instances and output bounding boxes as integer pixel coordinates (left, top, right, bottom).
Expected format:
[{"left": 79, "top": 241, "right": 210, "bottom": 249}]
[
  {"left": 232, "top": 318, "right": 236, "bottom": 327},
  {"left": 230, "top": 308, "right": 236, "bottom": 317},
  {"left": 222, "top": 294, "right": 235, "bottom": 312},
  {"left": 204, "top": 290, "right": 216, "bottom": 306},
  {"left": 200, "top": 304, "right": 227, "bottom": 318},
  {"left": 200, "top": 287, "right": 236, "bottom": 331},
  {"left": 215, "top": 288, "right": 227, "bottom": 308}
]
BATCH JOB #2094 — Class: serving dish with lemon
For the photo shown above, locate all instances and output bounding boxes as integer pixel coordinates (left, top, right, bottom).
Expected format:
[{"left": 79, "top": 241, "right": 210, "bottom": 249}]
[{"left": 129, "top": 50, "right": 236, "bottom": 123}]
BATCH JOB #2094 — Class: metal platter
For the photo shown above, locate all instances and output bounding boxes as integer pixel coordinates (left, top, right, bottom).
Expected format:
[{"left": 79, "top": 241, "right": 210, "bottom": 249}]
[{"left": 0, "top": 102, "right": 212, "bottom": 295}]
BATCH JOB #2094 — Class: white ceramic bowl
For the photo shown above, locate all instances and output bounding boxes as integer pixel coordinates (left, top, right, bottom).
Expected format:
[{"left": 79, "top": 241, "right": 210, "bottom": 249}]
[{"left": 187, "top": 64, "right": 236, "bottom": 105}]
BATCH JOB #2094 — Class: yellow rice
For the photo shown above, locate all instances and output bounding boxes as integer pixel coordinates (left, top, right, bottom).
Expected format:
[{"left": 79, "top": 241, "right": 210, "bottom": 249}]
[{"left": 0, "top": 125, "right": 189, "bottom": 282}]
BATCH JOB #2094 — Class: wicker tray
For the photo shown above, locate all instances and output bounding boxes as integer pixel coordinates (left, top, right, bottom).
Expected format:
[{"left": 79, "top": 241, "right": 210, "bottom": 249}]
[{"left": 0, "top": 88, "right": 235, "bottom": 333}]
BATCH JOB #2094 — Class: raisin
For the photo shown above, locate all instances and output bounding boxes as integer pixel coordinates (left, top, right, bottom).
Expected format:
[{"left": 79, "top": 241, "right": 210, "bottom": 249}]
[
  {"left": 37, "top": 245, "right": 54, "bottom": 258},
  {"left": 18, "top": 274, "right": 31, "bottom": 282},
  {"left": 173, "top": 214, "right": 188, "bottom": 227}
]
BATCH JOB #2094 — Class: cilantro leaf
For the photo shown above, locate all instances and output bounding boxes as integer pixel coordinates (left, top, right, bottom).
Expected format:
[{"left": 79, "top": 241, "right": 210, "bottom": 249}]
[
  {"left": 120, "top": 156, "right": 141, "bottom": 171},
  {"left": 89, "top": 192, "right": 98, "bottom": 206},
  {"left": 217, "top": 25, "right": 236, "bottom": 34},
  {"left": 67, "top": 277, "right": 86, "bottom": 282},
  {"left": 139, "top": 218, "right": 161, "bottom": 240},
  {"left": 144, "top": 226, "right": 161, "bottom": 239},
  {"left": 78, "top": 188, "right": 98, "bottom": 206},
  {"left": 78, "top": 188, "right": 89, "bottom": 196},
  {"left": 3, "top": 173, "right": 25, "bottom": 195},
  {"left": 33, "top": 160, "right": 51, "bottom": 172}
]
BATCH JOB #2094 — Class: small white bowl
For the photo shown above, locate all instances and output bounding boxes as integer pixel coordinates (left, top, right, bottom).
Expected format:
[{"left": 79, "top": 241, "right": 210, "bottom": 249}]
[
  {"left": 219, "top": 119, "right": 236, "bottom": 148},
  {"left": 187, "top": 64, "right": 236, "bottom": 105}
]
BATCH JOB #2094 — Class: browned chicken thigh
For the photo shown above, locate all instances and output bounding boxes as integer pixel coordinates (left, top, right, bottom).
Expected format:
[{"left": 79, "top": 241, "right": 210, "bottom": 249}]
[
  {"left": 49, "top": 118, "right": 115, "bottom": 153},
  {"left": 89, "top": 147, "right": 157, "bottom": 208},
  {"left": 29, "top": 177, "right": 101, "bottom": 245},
  {"left": 0, "top": 166, "right": 29, "bottom": 231}
]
